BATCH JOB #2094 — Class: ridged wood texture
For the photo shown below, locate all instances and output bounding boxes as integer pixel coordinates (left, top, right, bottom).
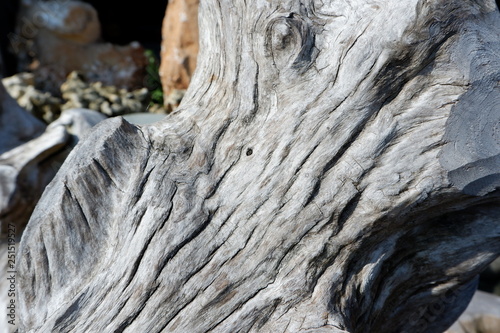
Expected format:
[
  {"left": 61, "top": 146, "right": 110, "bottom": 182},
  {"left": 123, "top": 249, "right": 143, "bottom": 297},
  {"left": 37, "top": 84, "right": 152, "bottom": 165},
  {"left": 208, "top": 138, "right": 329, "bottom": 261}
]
[{"left": 17, "top": 1, "right": 500, "bottom": 332}]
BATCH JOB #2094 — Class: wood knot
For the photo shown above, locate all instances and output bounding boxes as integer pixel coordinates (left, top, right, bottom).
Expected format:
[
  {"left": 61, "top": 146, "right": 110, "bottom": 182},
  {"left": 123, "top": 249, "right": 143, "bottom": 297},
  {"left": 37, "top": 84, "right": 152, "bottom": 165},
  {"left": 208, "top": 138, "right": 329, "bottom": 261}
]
[{"left": 265, "top": 13, "right": 317, "bottom": 73}]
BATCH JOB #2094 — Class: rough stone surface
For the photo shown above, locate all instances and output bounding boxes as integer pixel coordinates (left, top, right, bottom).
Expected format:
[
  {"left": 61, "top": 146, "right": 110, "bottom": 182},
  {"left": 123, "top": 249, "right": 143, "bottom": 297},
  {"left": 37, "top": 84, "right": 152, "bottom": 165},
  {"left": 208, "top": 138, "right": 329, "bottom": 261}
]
[
  {"left": 159, "top": 0, "right": 199, "bottom": 97},
  {"left": 20, "top": 0, "right": 100, "bottom": 44}
]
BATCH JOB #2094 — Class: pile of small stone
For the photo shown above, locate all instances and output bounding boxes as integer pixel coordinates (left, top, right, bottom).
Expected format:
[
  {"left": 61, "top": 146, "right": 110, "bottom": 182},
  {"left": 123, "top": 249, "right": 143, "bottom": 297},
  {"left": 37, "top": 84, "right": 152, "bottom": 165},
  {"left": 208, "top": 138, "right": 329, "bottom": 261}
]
[
  {"left": 60, "top": 71, "right": 150, "bottom": 117},
  {"left": 2, "top": 72, "right": 62, "bottom": 123},
  {"left": 2, "top": 71, "right": 172, "bottom": 123}
]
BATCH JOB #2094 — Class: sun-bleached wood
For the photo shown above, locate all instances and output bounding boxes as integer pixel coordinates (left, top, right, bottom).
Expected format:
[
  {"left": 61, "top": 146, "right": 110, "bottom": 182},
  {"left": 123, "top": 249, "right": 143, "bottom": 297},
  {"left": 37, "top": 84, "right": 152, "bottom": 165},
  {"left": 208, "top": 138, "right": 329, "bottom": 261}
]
[
  {"left": 17, "top": 1, "right": 500, "bottom": 332},
  {"left": 1, "top": 50, "right": 46, "bottom": 235},
  {"left": 0, "top": 104, "right": 106, "bottom": 238}
]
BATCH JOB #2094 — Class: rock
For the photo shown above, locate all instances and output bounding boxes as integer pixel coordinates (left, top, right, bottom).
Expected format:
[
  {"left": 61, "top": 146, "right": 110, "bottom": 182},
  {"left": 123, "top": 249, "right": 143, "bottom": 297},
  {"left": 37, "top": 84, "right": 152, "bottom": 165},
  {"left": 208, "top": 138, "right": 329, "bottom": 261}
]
[
  {"left": 1, "top": 72, "right": 35, "bottom": 95},
  {"left": 2, "top": 72, "right": 62, "bottom": 122},
  {"left": 2, "top": 71, "right": 157, "bottom": 121},
  {"left": 60, "top": 71, "right": 150, "bottom": 117},
  {"left": 159, "top": 0, "right": 199, "bottom": 97},
  {"left": 27, "top": 0, "right": 100, "bottom": 44},
  {"left": 445, "top": 291, "right": 500, "bottom": 333},
  {"left": 15, "top": 0, "right": 147, "bottom": 95}
]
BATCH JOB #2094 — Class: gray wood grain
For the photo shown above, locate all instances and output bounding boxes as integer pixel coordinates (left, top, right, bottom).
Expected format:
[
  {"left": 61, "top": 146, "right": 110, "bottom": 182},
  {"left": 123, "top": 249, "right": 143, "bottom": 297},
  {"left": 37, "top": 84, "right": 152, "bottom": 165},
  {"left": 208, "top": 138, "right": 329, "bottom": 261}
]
[
  {"left": 0, "top": 105, "right": 106, "bottom": 237},
  {"left": 17, "top": 1, "right": 500, "bottom": 332}
]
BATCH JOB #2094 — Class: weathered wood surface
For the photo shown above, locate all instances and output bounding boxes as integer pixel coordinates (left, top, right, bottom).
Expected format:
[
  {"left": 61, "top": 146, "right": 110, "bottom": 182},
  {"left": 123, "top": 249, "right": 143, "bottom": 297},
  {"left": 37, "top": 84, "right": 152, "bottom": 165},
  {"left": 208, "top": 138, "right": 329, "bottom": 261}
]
[
  {"left": 0, "top": 122, "right": 67, "bottom": 234},
  {"left": 0, "top": 81, "right": 46, "bottom": 237},
  {"left": 0, "top": 105, "right": 105, "bottom": 333},
  {"left": 17, "top": 1, "right": 500, "bottom": 332},
  {"left": 0, "top": 103, "right": 106, "bottom": 237}
]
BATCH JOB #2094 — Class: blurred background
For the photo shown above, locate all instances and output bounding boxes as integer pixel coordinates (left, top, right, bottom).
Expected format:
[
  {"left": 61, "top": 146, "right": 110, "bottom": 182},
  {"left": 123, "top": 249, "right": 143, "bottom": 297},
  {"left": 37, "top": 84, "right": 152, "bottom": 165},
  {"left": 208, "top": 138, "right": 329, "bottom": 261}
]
[{"left": 1, "top": 0, "right": 166, "bottom": 76}]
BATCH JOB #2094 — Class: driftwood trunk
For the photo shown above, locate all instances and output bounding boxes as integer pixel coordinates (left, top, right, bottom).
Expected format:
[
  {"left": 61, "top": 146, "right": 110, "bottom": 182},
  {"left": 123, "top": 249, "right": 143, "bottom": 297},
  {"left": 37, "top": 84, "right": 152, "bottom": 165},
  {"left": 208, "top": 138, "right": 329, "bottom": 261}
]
[{"left": 17, "top": 1, "right": 500, "bottom": 332}]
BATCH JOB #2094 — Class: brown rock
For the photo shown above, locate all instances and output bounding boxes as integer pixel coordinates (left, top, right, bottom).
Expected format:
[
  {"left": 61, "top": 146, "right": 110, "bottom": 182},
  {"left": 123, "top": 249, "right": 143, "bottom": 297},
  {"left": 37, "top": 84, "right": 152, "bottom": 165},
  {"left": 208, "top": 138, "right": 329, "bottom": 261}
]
[
  {"left": 159, "top": 0, "right": 199, "bottom": 99},
  {"left": 30, "top": 0, "right": 101, "bottom": 44},
  {"left": 15, "top": 0, "right": 147, "bottom": 95},
  {"left": 32, "top": 39, "right": 147, "bottom": 95}
]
